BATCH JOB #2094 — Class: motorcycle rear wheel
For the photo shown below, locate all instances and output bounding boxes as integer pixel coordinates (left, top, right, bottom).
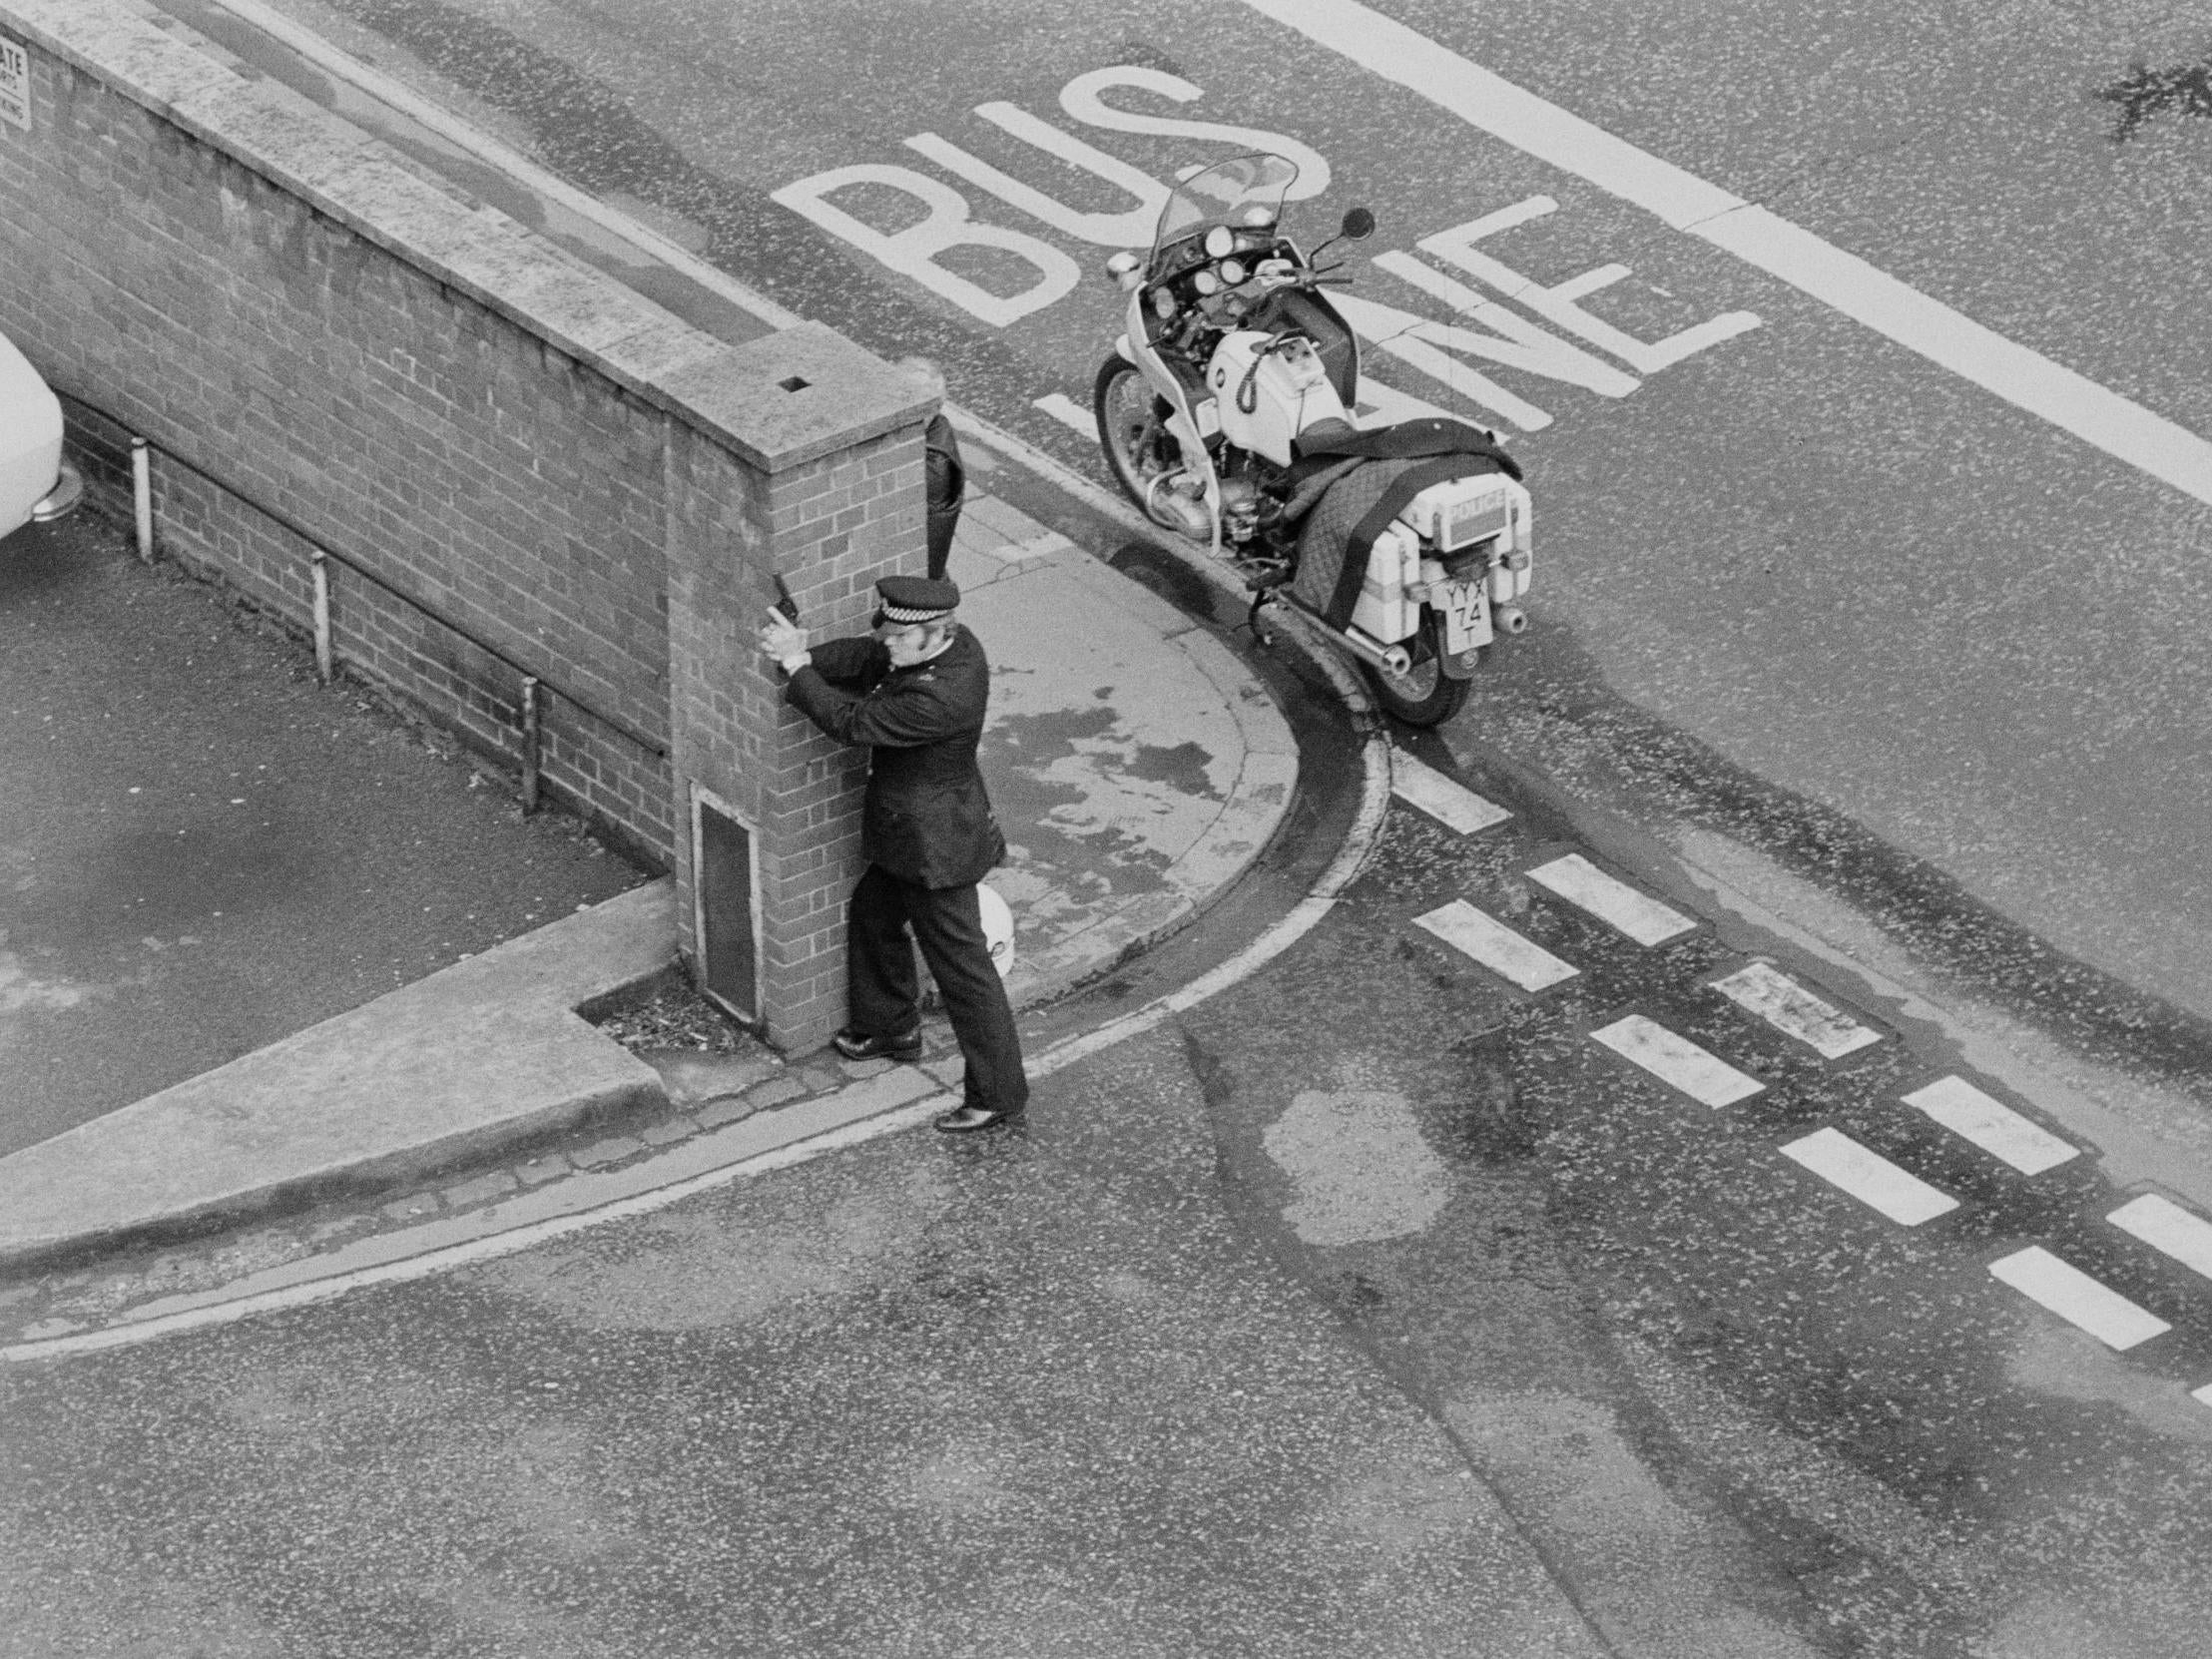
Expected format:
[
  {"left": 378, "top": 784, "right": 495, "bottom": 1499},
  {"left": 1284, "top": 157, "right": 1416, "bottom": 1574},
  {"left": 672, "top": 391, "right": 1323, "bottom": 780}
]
[
  {"left": 1363, "top": 611, "right": 1472, "bottom": 727},
  {"left": 1093, "top": 357, "right": 1183, "bottom": 528}
]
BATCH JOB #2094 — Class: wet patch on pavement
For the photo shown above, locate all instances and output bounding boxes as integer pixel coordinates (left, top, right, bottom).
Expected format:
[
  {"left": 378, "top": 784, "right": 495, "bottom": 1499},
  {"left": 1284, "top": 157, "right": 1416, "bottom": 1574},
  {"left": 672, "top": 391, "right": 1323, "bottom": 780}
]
[{"left": 1261, "top": 1078, "right": 1452, "bottom": 1246}]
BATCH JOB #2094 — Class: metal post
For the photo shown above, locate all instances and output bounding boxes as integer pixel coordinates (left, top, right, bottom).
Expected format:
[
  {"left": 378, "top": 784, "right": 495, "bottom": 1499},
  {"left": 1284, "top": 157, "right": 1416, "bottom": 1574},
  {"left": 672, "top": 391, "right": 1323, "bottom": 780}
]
[
  {"left": 519, "top": 676, "right": 542, "bottom": 815},
  {"left": 131, "top": 437, "right": 154, "bottom": 563},
  {"left": 310, "top": 551, "right": 332, "bottom": 685}
]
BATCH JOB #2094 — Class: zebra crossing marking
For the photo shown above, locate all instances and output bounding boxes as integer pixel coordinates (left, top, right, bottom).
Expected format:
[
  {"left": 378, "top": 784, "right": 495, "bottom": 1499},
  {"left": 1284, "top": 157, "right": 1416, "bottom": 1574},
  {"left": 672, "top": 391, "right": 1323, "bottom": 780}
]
[
  {"left": 1780, "top": 1128, "right": 1958, "bottom": 1226},
  {"left": 1526, "top": 853, "right": 1695, "bottom": 945},
  {"left": 1391, "top": 752, "right": 1512, "bottom": 835},
  {"left": 1590, "top": 1014, "right": 1763, "bottom": 1107},
  {"left": 1987, "top": 1246, "right": 2170, "bottom": 1351},
  {"left": 1711, "top": 961, "right": 1881, "bottom": 1058},
  {"left": 2107, "top": 1194, "right": 2212, "bottom": 1282},
  {"left": 1414, "top": 900, "right": 1577, "bottom": 991},
  {"left": 1901, "top": 1076, "right": 2078, "bottom": 1176}
]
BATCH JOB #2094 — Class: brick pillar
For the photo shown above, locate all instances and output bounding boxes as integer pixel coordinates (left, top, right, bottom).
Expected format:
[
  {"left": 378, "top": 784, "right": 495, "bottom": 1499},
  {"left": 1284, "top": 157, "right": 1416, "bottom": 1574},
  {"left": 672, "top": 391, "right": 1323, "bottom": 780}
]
[{"left": 661, "top": 323, "right": 929, "bottom": 1053}]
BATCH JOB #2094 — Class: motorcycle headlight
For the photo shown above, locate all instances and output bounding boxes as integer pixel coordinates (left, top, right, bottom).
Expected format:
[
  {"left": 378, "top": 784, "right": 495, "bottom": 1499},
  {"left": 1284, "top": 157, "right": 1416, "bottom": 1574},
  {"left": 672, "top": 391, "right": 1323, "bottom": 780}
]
[{"left": 1204, "top": 225, "right": 1236, "bottom": 259}]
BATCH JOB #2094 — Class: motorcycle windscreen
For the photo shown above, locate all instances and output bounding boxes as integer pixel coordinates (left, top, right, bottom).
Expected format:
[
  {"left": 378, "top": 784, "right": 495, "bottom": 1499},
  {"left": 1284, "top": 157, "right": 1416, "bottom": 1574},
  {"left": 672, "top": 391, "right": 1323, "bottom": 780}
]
[{"left": 1153, "top": 154, "right": 1298, "bottom": 254}]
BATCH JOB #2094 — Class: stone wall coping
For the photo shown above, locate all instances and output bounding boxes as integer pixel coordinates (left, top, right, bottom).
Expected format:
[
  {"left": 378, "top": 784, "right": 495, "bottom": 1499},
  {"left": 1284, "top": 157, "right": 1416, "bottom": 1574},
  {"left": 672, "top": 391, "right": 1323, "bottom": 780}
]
[{"left": 0, "top": 0, "right": 930, "bottom": 472}]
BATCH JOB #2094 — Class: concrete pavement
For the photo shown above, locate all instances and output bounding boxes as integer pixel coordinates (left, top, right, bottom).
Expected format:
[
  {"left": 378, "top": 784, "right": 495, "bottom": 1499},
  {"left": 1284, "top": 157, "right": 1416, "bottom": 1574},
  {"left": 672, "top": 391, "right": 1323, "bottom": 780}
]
[
  {"left": 0, "top": 475, "right": 1299, "bottom": 1274},
  {"left": 0, "top": 0, "right": 1298, "bottom": 1281}
]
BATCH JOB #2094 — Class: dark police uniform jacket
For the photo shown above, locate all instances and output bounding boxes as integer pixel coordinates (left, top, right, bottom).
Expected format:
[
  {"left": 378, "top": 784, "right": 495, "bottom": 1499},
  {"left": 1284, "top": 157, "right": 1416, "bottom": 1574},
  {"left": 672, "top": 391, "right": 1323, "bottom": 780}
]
[{"left": 784, "top": 625, "right": 1004, "bottom": 889}]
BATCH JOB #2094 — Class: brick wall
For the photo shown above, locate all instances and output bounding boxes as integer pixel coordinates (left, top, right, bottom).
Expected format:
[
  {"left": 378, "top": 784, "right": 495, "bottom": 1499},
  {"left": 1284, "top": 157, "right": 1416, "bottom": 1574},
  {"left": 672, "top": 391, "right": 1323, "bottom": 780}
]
[
  {"left": 0, "top": 1, "right": 929, "bottom": 1049},
  {"left": 666, "top": 421, "right": 926, "bottom": 1039}
]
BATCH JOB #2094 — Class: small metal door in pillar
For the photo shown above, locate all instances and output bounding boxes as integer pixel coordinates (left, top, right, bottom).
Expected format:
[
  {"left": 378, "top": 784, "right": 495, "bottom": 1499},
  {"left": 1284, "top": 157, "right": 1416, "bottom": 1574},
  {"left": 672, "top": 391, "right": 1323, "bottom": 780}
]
[{"left": 692, "top": 786, "right": 760, "bottom": 1022}]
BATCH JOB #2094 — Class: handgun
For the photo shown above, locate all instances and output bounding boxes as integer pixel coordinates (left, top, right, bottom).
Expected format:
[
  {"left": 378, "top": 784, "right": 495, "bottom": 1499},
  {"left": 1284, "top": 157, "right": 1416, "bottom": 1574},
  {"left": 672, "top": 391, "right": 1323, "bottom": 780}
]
[{"left": 771, "top": 572, "right": 801, "bottom": 623}]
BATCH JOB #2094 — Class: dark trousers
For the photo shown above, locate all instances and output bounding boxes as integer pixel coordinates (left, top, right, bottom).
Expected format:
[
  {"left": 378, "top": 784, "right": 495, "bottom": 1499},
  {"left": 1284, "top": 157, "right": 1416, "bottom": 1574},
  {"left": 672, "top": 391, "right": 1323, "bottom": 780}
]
[{"left": 847, "top": 863, "right": 1028, "bottom": 1116}]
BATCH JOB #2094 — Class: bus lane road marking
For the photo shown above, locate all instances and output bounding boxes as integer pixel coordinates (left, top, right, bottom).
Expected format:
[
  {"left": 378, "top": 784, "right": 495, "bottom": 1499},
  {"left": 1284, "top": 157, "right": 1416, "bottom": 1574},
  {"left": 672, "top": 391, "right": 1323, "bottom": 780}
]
[
  {"left": 1591, "top": 1014, "right": 1763, "bottom": 1108},
  {"left": 1987, "top": 1246, "right": 2171, "bottom": 1351},
  {"left": 1239, "top": 0, "right": 2212, "bottom": 511},
  {"left": 1902, "top": 1076, "right": 2078, "bottom": 1176},
  {"left": 1711, "top": 961, "right": 1883, "bottom": 1059},
  {"left": 1781, "top": 1127, "right": 1958, "bottom": 1227},
  {"left": 1526, "top": 853, "right": 1692, "bottom": 946},
  {"left": 2108, "top": 1193, "right": 2212, "bottom": 1283},
  {"left": 1413, "top": 899, "right": 1576, "bottom": 991},
  {"left": 1392, "top": 751, "right": 1512, "bottom": 835}
]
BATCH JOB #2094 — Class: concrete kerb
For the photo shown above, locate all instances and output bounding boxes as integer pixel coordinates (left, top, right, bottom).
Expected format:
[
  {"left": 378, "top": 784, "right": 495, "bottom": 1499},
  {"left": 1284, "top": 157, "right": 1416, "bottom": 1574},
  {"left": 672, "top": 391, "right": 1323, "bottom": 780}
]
[
  {"left": 0, "top": 456, "right": 1331, "bottom": 1285},
  {"left": 0, "top": 885, "right": 682, "bottom": 1277},
  {"left": 1, "top": 717, "right": 1393, "bottom": 1365},
  {"left": 0, "top": 6, "right": 1393, "bottom": 1310},
  {"left": 0, "top": 405, "right": 1397, "bottom": 1348},
  {"left": 0, "top": 479, "right": 1394, "bottom": 1361}
]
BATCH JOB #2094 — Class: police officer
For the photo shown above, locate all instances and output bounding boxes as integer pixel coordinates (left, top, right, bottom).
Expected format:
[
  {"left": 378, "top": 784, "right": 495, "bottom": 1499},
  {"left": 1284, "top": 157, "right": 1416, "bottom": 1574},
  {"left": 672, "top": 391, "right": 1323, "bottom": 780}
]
[{"left": 760, "top": 574, "right": 1028, "bottom": 1133}]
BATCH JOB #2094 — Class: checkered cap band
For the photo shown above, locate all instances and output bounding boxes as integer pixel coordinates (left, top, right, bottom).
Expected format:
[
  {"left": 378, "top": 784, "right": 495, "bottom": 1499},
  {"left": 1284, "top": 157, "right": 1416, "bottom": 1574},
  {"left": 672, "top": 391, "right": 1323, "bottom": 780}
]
[
  {"left": 879, "top": 597, "right": 953, "bottom": 625},
  {"left": 874, "top": 575, "right": 959, "bottom": 625}
]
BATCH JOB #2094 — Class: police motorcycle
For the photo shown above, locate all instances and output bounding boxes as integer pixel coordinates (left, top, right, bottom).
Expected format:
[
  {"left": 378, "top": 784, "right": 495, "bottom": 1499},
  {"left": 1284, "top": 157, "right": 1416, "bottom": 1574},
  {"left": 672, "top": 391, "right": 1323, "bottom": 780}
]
[{"left": 1093, "top": 154, "right": 1532, "bottom": 726}]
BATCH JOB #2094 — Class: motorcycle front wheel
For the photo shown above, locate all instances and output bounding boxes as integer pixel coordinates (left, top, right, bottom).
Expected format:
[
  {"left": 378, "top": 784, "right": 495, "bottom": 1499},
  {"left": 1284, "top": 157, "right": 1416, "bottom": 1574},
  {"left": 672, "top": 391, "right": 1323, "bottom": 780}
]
[
  {"left": 1093, "top": 357, "right": 1181, "bottom": 525},
  {"left": 1363, "top": 610, "right": 1472, "bottom": 727}
]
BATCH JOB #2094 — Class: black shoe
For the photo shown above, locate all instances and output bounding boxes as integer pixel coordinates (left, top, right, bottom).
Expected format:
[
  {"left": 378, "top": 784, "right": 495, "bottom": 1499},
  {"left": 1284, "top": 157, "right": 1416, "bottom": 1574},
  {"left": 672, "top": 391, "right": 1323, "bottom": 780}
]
[
  {"left": 833, "top": 1025, "right": 922, "bottom": 1063},
  {"left": 933, "top": 1103, "right": 1024, "bottom": 1134}
]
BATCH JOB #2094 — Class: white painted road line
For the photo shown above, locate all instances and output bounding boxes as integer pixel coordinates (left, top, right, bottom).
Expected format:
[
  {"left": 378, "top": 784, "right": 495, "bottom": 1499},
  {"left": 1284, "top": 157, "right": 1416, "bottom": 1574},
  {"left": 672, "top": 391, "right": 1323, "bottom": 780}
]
[
  {"left": 1711, "top": 962, "right": 1881, "bottom": 1059},
  {"left": 2108, "top": 1194, "right": 2212, "bottom": 1283},
  {"left": 1526, "top": 853, "right": 1694, "bottom": 946},
  {"left": 1239, "top": 0, "right": 2212, "bottom": 512},
  {"left": 1987, "top": 1247, "right": 2170, "bottom": 1351},
  {"left": 1780, "top": 1128, "right": 1958, "bottom": 1227},
  {"left": 1591, "top": 1015, "right": 1763, "bottom": 1107},
  {"left": 1902, "top": 1076, "right": 2078, "bottom": 1176},
  {"left": 1414, "top": 900, "right": 1577, "bottom": 991},
  {"left": 1392, "top": 751, "right": 1512, "bottom": 834},
  {"left": 1032, "top": 393, "right": 1096, "bottom": 437},
  {"left": 2194, "top": 1382, "right": 2212, "bottom": 1410}
]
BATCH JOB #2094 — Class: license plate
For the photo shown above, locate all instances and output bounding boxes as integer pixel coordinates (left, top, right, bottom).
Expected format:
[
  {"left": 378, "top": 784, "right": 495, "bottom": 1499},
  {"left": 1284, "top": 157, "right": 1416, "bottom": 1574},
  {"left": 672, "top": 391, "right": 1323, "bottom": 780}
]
[{"left": 1439, "top": 579, "right": 1491, "bottom": 654}]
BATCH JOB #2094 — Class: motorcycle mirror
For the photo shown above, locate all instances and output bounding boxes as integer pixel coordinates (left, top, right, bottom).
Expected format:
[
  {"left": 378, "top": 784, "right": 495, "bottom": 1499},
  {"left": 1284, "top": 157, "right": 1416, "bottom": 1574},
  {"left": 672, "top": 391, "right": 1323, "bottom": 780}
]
[
  {"left": 1340, "top": 207, "right": 1377, "bottom": 241},
  {"left": 1105, "top": 250, "right": 1144, "bottom": 292}
]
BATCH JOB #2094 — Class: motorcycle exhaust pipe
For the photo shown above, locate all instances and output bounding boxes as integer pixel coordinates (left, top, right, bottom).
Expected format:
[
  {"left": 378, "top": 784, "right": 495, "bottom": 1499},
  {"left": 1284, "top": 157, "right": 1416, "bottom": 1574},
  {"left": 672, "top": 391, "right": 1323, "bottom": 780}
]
[
  {"left": 1143, "top": 472, "right": 1212, "bottom": 540},
  {"left": 1493, "top": 604, "right": 1529, "bottom": 636},
  {"left": 1337, "top": 623, "right": 1413, "bottom": 679}
]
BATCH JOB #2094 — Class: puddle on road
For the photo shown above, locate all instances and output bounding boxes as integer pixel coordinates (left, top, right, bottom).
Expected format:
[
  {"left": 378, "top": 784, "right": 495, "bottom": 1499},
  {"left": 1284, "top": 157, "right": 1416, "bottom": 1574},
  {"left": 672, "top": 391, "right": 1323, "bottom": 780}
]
[{"left": 1262, "top": 1081, "right": 1452, "bottom": 1247}]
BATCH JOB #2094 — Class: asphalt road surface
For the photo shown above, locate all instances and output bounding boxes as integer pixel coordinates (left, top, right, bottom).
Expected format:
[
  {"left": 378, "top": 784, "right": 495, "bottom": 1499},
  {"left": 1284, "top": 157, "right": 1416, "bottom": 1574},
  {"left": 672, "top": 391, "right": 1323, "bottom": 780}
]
[
  {"left": 244, "top": 0, "right": 2212, "bottom": 1023},
  {"left": 8, "top": 776, "right": 2212, "bottom": 1654},
  {"left": 11, "top": 3, "right": 2212, "bottom": 1652}
]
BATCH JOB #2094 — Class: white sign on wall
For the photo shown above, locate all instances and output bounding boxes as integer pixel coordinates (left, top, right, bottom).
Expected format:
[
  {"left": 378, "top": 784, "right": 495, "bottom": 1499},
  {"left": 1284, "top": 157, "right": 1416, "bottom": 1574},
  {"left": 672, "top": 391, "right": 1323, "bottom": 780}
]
[{"left": 0, "top": 37, "right": 29, "bottom": 131}]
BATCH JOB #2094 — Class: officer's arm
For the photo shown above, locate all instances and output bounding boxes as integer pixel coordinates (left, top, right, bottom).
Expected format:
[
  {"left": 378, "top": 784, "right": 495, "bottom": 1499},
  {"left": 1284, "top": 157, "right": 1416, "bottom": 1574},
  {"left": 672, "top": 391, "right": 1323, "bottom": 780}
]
[
  {"left": 803, "top": 636, "right": 884, "bottom": 686},
  {"left": 788, "top": 669, "right": 971, "bottom": 750}
]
